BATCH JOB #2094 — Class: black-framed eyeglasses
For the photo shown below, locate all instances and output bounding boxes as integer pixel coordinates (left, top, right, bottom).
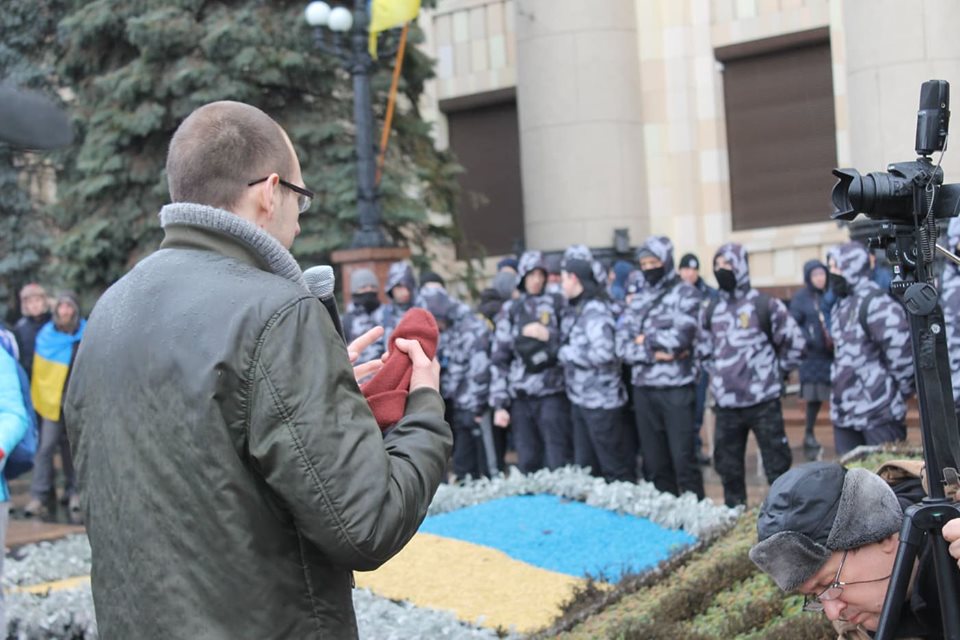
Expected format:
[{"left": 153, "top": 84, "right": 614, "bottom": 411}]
[
  {"left": 248, "top": 177, "right": 314, "bottom": 214},
  {"left": 802, "top": 550, "right": 892, "bottom": 613}
]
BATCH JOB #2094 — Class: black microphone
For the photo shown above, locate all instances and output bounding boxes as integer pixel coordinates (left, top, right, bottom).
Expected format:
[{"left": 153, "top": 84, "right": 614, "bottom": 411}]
[
  {"left": 303, "top": 265, "right": 345, "bottom": 342},
  {"left": 0, "top": 81, "right": 74, "bottom": 150}
]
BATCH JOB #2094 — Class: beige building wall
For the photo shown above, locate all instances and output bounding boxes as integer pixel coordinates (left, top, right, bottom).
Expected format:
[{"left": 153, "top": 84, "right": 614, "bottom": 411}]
[
  {"left": 513, "top": 0, "right": 648, "bottom": 251},
  {"left": 418, "top": 0, "right": 960, "bottom": 289},
  {"left": 638, "top": 0, "right": 847, "bottom": 288},
  {"left": 839, "top": 0, "right": 960, "bottom": 184},
  {"left": 417, "top": 0, "right": 520, "bottom": 288}
]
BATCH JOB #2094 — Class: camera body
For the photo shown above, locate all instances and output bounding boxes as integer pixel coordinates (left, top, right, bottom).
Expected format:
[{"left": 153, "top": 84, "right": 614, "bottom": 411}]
[{"left": 831, "top": 80, "right": 957, "bottom": 224}]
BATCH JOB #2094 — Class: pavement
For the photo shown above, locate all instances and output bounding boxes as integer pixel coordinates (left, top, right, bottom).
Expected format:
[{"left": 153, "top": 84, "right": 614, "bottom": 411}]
[
  {"left": 701, "top": 395, "right": 922, "bottom": 507},
  {"left": 5, "top": 470, "right": 84, "bottom": 549},
  {"left": 3, "top": 394, "right": 923, "bottom": 549}
]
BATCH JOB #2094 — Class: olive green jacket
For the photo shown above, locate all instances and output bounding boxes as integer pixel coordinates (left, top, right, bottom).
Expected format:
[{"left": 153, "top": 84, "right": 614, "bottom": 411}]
[{"left": 65, "top": 203, "right": 452, "bottom": 639}]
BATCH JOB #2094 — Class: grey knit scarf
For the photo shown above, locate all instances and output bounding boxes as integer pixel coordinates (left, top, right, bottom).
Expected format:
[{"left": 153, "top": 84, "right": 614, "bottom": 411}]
[{"left": 159, "top": 202, "right": 307, "bottom": 290}]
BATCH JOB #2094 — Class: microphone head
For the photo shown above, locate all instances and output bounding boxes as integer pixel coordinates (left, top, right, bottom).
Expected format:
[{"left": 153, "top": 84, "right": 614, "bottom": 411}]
[{"left": 304, "top": 265, "right": 335, "bottom": 299}]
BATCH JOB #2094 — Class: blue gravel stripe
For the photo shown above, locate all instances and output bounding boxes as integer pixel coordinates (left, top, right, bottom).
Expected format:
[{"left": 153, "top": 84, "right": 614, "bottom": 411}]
[{"left": 418, "top": 494, "right": 696, "bottom": 582}]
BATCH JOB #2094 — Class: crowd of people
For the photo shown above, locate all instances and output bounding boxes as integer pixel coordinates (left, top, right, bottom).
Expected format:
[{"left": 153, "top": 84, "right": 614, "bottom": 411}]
[
  {"left": 1, "top": 284, "right": 85, "bottom": 518},
  {"left": 338, "top": 232, "right": 922, "bottom": 509},
  {"left": 1, "top": 99, "right": 959, "bottom": 638}
]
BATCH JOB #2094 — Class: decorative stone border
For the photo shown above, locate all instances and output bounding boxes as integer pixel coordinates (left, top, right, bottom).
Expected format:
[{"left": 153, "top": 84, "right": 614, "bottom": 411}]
[{"left": 429, "top": 466, "right": 740, "bottom": 539}]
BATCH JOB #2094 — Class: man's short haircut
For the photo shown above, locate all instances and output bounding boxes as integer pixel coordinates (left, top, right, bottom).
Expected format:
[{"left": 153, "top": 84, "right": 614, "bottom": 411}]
[{"left": 166, "top": 101, "right": 294, "bottom": 210}]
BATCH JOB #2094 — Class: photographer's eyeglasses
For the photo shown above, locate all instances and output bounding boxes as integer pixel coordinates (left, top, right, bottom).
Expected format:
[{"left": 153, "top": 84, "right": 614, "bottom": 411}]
[
  {"left": 802, "top": 550, "right": 892, "bottom": 613},
  {"left": 248, "top": 177, "right": 314, "bottom": 214}
]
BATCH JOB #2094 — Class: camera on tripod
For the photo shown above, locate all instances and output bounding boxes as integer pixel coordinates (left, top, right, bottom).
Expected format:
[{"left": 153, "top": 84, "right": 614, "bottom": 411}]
[
  {"left": 827, "top": 80, "right": 960, "bottom": 640},
  {"left": 830, "top": 81, "right": 960, "bottom": 295},
  {"left": 833, "top": 80, "right": 958, "bottom": 223}
]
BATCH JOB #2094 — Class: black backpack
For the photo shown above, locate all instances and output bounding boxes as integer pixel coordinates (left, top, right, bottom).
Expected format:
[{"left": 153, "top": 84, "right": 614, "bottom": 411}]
[{"left": 510, "top": 296, "right": 562, "bottom": 373}]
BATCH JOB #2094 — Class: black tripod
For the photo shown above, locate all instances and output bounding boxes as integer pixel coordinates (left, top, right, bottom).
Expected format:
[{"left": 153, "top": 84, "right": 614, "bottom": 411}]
[{"left": 873, "top": 216, "right": 960, "bottom": 640}]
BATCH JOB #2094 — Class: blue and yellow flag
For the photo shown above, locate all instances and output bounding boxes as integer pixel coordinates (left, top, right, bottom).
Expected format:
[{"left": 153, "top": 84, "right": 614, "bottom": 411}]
[
  {"left": 32, "top": 320, "right": 85, "bottom": 422},
  {"left": 356, "top": 494, "right": 696, "bottom": 632},
  {"left": 369, "top": 0, "right": 420, "bottom": 57}
]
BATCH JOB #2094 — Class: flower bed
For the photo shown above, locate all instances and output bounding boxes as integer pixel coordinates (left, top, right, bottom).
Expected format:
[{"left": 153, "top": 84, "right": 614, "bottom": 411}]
[
  {"left": 356, "top": 467, "right": 739, "bottom": 634},
  {"left": 4, "top": 467, "right": 739, "bottom": 638}
]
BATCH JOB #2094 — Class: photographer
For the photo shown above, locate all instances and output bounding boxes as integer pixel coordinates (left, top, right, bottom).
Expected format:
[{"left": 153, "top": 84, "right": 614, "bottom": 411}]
[{"left": 750, "top": 462, "right": 941, "bottom": 638}]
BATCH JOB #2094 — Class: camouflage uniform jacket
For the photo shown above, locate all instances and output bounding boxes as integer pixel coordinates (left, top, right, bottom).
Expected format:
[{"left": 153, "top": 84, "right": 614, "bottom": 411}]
[
  {"left": 439, "top": 301, "right": 492, "bottom": 415},
  {"left": 616, "top": 236, "right": 703, "bottom": 388},
  {"left": 559, "top": 296, "right": 626, "bottom": 409},
  {"left": 829, "top": 242, "right": 914, "bottom": 430},
  {"left": 696, "top": 243, "right": 806, "bottom": 409},
  {"left": 341, "top": 303, "right": 383, "bottom": 365},
  {"left": 942, "top": 218, "right": 960, "bottom": 410},
  {"left": 373, "top": 299, "right": 422, "bottom": 355},
  {"left": 375, "top": 261, "right": 421, "bottom": 353},
  {"left": 489, "top": 294, "right": 566, "bottom": 409}
]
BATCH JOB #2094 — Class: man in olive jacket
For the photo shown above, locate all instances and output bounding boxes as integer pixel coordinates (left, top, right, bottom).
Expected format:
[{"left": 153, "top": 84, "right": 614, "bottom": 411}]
[{"left": 64, "top": 101, "right": 452, "bottom": 639}]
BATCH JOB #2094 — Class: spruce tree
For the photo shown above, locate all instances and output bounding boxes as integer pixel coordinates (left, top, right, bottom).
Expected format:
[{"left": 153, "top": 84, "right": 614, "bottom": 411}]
[
  {"left": 0, "top": 0, "right": 69, "bottom": 320},
  {"left": 44, "top": 0, "right": 459, "bottom": 297}
]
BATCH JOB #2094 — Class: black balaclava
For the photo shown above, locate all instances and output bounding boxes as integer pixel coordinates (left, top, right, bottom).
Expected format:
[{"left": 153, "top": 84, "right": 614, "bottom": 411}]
[
  {"left": 829, "top": 272, "right": 850, "bottom": 298},
  {"left": 642, "top": 266, "right": 665, "bottom": 286},
  {"left": 714, "top": 268, "right": 737, "bottom": 293},
  {"left": 353, "top": 292, "right": 380, "bottom": 314}
]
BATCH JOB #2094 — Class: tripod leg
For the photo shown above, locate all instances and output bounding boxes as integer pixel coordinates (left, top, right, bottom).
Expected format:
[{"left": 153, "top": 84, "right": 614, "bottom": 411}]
[{"left": 875, "top": 517, "right": 922, "bottom": 640}]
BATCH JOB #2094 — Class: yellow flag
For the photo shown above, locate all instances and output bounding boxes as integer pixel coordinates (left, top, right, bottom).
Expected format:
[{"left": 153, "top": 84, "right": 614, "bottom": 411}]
[{"left": 369, "top": 0, "right": 420, "bottom": 57}]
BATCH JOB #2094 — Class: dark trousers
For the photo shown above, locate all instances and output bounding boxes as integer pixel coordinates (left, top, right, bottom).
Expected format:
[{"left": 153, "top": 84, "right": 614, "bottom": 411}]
[
  {"left": 492, "top": 424, "right": 509, "bottom": 472},
  {"left": 452, "top": 409, "right": 489, "bottom": 480},
  {"left": 713, "top": 399, "right": 792, "bottom": 507},
  {"left": 31, "top": 417, "right": 76, "bottom": 501},
  {"left": 571, "top": 404, "right": 634, "bottom": 482},
  {"left": 833, "top": 421, "right": 907, "bottom": 457},
  {"left": 633, "top": 385, "right": 704, "bottom": 499},
  {"left": 694, "top": 373, "right": 709, "bottom": 428},
  {"left": 511, "top": 394, "right": 572, "bottom": 473}
]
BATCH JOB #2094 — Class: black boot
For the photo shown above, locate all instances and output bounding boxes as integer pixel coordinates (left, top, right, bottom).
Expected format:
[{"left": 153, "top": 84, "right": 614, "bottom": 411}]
[{"left": 803, "top": 433, "right": 821, "bottom": 461}]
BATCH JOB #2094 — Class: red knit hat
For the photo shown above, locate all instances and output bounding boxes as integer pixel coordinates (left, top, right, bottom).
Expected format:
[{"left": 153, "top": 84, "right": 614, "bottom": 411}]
[{"left": 360, "top": 308, "right": 439, "bottom": 430}]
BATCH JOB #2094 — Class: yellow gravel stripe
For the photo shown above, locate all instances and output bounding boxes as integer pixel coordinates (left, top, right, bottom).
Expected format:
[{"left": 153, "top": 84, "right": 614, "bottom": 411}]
[
  {"left": 355, "top": 532, "right": 591, "bottom": 633},
  {"left": 8, "top": 575, "right": 90, "bottom": 594}
]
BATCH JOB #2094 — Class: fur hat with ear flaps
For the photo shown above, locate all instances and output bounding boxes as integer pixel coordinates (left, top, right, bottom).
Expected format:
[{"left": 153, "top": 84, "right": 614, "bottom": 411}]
[{"left": 749, "top": 462, "right": 903, "bottom": 592}]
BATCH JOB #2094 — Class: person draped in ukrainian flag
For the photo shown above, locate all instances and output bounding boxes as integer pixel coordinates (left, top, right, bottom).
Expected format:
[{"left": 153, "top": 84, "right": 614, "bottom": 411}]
[{"left": 24, "top": 292, "right": 85, "bottom": 518}]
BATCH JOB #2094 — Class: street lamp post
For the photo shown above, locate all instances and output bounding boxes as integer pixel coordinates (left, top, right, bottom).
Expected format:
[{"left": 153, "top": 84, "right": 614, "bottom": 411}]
[{"left": 305, "top": 1, "right": 398, "bottom": 249}]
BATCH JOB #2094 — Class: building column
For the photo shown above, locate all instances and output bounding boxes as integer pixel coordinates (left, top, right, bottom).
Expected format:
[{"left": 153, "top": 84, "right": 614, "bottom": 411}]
[
  {"left": 514, "top": 0, "right": 648, "bottom": 253},
  {"left": 838, "top": 0, "right": 960, "bottom": 183}
]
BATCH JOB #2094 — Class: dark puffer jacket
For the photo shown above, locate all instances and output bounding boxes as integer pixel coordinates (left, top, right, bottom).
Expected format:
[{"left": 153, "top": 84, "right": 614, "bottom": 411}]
[
  {"left": 789, "top": 259, "right": 833, "bottom": 385},
  {"left": 65, "top": 204, "right": 452, "bottom": 639}
]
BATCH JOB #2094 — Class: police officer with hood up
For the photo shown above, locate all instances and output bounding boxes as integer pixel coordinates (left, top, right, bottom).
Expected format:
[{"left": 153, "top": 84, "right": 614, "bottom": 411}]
[
  {"left": 490, "top": 250, "right": 570, "bottom": 472},
  {"left": 616, "top": 236, "right": 704, "bottom": 498},
  {"left": 827, "top": 242, "right": 914, "bottom": 455},
  {"left": 374, "top": 261, "right": 420, "bottom": 350},
  {"left": 559, "top": 245, "right": 633, "bottom": 482},
  {"left": 696, "top": 242, "right": 805, "bottom": 507}
]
